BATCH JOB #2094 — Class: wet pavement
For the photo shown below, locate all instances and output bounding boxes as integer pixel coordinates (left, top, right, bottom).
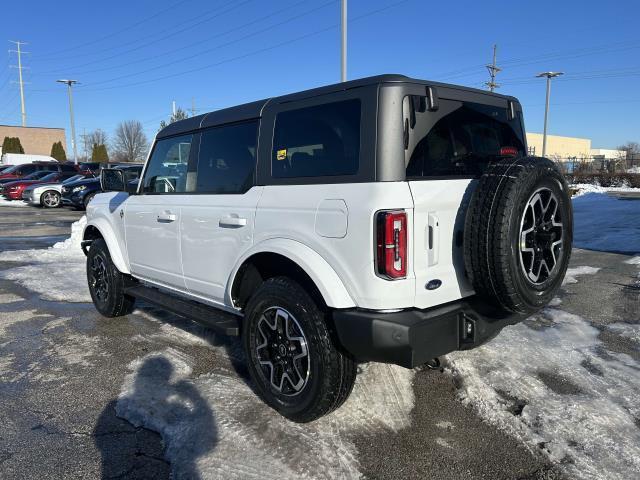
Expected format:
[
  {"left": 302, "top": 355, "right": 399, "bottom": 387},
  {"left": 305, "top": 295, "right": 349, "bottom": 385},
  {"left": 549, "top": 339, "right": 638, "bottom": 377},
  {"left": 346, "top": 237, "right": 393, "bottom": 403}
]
[{"left": 0, "top": 204, "right": 637, "bottom": 479}]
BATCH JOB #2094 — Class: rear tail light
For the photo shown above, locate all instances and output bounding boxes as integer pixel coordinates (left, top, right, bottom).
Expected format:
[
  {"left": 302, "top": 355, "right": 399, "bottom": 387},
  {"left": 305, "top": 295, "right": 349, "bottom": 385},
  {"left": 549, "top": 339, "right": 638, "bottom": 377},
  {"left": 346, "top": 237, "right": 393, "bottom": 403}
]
[
  {"left": 499, "top": 146, "right": 518, "bottom": 157},
  {"left": 376, "top": 210, "right": 407, "bottom": 279}
]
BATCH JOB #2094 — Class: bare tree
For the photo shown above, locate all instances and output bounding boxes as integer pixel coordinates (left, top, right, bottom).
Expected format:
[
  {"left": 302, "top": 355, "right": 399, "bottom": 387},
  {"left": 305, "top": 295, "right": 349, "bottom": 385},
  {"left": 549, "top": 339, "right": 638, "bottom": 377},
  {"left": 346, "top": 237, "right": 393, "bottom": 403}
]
[
  {"left": 616, "top": 141, "right": 640, "bottom": 160},
  {"left": 112, "top": 120, "right": 149, "bottom": 163}
]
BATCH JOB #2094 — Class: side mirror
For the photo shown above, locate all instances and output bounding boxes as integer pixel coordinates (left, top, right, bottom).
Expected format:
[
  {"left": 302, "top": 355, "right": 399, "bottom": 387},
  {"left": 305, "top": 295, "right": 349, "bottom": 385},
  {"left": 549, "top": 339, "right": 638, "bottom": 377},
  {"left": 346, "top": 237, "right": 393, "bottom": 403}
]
[{"left": 100, "top": 169, "right": 126, "bottom": 192}]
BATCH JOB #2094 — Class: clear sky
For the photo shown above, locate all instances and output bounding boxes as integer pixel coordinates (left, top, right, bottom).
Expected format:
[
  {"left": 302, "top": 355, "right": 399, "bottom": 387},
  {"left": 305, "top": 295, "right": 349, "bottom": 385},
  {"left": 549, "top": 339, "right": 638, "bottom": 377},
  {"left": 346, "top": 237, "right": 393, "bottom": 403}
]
[{"left": 1, "top": 0, "right": 638, "bottom": 154}]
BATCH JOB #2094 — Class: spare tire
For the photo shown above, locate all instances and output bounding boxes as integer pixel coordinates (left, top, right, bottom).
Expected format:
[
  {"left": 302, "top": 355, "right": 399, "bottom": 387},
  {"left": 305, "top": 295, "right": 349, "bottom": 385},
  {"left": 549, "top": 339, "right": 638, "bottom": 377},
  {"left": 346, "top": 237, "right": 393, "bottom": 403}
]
[{"left": 464, "top": 157, "right": 573, "bottom": 314}]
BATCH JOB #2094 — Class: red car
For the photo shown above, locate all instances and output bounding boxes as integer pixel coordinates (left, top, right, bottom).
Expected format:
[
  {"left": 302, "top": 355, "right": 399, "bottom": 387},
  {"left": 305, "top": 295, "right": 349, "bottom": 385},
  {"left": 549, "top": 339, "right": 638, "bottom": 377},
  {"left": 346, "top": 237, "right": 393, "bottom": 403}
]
[
  {"left": 0, "top": 162, "right": 78, "bottom": 180},
  {"left": 1, "top": 172, "right": 79, "bottom": 200}
]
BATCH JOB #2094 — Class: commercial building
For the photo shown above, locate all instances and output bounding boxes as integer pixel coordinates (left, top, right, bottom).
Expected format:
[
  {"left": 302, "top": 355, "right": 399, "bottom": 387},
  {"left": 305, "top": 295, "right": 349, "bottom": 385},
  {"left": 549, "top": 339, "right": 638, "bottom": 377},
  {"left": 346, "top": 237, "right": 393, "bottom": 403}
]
[
  {"left": 0, "top": 125, "right": 67, "bottom": 156},
  {"left": 526, "top": 133, "right": 624, "bottom": 161}
]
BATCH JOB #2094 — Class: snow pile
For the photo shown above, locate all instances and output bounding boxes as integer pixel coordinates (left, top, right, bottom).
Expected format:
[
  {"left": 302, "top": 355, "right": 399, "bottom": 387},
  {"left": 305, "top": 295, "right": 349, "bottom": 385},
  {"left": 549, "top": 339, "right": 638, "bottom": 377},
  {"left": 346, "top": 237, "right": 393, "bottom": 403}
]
[
  {"left": 0, "top": 197, "right": 28, "bottom": 207},
  {"left": 562, "top": 266, "right": 600, "bottom": 285},
  {"left": 627, "top": 166, "right": 640, "bottom": 174},
  {"left": 0, "top": 216, "right": 90, "bottom": 302},
  {"left": 572, "top": 193, "right": 640, "bottom": 254},
  {"left": 117, "top": 340, "right": 415, "bottom": 479},
  {"left": 448, "top": 307, "right": 640, "bottom": 480},
  {"left": 571, "top": 183, "right": 640, "bottom": 198}
]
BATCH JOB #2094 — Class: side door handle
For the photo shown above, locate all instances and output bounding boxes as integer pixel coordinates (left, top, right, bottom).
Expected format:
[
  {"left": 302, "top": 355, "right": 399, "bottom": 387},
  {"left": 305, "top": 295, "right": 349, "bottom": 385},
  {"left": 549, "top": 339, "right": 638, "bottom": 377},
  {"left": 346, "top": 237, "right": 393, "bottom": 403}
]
[
  {"left": 157, "top": 211, "right": 177, "bottom": 223},
  {"left": 219, "top": 215, "right": 247, "bottom": 228}
]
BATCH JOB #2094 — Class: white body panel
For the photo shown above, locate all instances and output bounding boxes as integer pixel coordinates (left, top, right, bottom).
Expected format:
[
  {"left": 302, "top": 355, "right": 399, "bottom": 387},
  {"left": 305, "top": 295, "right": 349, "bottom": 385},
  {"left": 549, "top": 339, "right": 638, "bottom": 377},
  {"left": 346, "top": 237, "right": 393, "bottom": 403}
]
[
  {"left": 253, "top": 182, "right": 415, "bottom": 310},
  {"left": 26, "top": 183, "right": 63, "bottom": 205},
  {"left": 408, "top": 179, "right": 475, "bottom": 309},
  {"left": 180, "top": 187, "right": 263, "bottom": 305}
]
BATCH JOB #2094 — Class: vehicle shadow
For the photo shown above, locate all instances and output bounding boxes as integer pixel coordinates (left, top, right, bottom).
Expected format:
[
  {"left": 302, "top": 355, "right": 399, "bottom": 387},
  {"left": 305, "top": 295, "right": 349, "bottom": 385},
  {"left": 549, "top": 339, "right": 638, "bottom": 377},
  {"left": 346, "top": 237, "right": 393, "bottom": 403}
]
[{"left": 94, "top": 355, "right": 218, "bottom": 479}]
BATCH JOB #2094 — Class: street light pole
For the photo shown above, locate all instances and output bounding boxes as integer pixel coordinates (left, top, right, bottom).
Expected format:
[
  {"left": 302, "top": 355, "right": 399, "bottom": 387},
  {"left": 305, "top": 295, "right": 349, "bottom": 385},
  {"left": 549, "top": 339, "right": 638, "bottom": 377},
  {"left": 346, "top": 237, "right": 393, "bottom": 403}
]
[
  {"left": 57, "top": 79, "right": 79, "bottom": 164},
  {"left": 536, "top": 71, "right": 563, "bottom": 157},
  {"left": 341, "top": 0, "right": 347, "bottom": 82}
]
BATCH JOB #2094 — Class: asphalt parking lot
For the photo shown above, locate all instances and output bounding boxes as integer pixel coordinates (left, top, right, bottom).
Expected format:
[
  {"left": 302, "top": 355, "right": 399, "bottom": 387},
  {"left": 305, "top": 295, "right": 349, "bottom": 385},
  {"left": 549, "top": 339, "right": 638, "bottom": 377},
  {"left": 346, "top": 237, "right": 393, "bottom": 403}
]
[{"left": 0, "top": 203, "right": 638, "bottom": 479}]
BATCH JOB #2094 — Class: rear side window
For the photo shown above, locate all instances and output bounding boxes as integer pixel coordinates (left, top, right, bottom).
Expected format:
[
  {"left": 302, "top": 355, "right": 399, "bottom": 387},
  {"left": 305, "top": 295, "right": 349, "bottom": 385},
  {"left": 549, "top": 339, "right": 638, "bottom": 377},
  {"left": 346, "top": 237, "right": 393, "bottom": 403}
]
[
  {"left": 272, "top": 99, "right": 361, "bottom": 178},
  {"left": 142, "top": 134, "right": 193, "bottom": 193},
  {"left": 406, "top": 100, "right": 525, "bottom": 178},
  {"left": 195, "top": 121, "right": 258, "bottom": 194}
]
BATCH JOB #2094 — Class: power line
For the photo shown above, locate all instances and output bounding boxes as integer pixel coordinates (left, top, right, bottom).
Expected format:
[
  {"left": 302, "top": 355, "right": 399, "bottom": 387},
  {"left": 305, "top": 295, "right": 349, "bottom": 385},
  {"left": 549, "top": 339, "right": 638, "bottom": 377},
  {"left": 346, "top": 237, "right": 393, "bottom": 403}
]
[
  {"left": 31, "top": 0, "right": 196, "bottom": 59},
  {"left": 34, "top": 0, "right": 255, "bottom": 73},
  {"left": 33, "top": 0, "right": 307, "bottom": 79},
  {"left": 77, "top": 0, "right": 410, "bottom": 93},
  {"left": 80, "top": 0, "right": 339, "bottom": 89}
]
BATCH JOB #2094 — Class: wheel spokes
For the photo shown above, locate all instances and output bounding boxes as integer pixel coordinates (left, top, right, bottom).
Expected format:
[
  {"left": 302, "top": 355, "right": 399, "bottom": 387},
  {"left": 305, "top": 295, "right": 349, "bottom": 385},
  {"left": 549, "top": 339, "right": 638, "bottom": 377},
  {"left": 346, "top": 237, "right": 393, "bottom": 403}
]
[
  {"left": 255, "top": 307, "right": 310, "bottom": 396},
  {"left": 519, "top": 188, "right": 564, "bottom": 285}
]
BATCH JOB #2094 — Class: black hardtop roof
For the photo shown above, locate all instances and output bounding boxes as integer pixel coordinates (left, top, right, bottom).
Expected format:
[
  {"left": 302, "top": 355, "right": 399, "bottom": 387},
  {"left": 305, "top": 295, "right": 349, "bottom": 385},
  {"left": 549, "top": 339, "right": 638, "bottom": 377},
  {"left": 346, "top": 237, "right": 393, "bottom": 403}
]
[{"left": 156, "top": 74, "right": 518, "bottom": 139}]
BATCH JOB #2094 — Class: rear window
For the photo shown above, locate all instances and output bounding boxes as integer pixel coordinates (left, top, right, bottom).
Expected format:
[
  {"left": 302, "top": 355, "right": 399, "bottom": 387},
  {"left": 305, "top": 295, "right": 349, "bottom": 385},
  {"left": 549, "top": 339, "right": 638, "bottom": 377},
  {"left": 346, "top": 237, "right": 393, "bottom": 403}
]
[
  {"left": 406, "top": 99, "right": 525, "bottom": 178},
  {"left": 272, "top": 99, "right": 361, "bottom": 178},
  {"left": 196, "top": 121, "right": 258, "bottom": 194}
]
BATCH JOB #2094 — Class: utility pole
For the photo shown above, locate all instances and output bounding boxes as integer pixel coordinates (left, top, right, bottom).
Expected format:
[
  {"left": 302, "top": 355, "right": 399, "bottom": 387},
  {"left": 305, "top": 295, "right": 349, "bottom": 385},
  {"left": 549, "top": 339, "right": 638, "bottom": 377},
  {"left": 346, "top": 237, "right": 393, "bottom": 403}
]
[
  {"left": 485, "top": 44, "right": 501, "bottom": 92},
  {"left": 341, "top": 0, "right": 347, "bottom": 82},
  {"left": 57, "top": 79, "right": 79, "bottom": 164},
  {"left": 9, "top": 41, "right": 29, "bottom": 127},
  {"left": 191, "top": 97, "right": 196, "bottom": 116},
  {"left": 172, "top": 100, "right": 177, "bottom": 118},
  {"left": 536, "top": 72, "right": 564, "bottom": 157}
]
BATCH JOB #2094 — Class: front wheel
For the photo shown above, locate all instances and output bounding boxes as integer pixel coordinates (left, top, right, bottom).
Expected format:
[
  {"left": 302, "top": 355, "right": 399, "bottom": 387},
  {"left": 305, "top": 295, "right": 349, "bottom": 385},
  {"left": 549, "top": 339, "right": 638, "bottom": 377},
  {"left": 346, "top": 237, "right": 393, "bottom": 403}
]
[
  {"left": 243, "top": 277, "right": 357, "bottom": 422},
  {"left": 87, "top": 238, "right": 135, "bottom": 317}
]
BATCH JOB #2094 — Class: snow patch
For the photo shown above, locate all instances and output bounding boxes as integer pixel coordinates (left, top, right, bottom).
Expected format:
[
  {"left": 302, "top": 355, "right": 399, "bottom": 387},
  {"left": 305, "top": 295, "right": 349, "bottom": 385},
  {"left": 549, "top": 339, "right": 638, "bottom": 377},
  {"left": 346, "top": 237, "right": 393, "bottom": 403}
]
[
  {"left": 607, "top": 323, "right": 640, "bottom": 344},
  {"left": 0, "top": 293, "right": 24, "bottom": 304},
  {"left": 0, "top": 216, "right": 90, "bottom": 302},
  {"left": 448, "top": 308, "right": 640, "bottom": 480},
  {"left": 572, "top": 193, "right": 640, "bottom": 254},
  {"left": 562, "top": 265, "right": 600, "bottom": 285},
  {"left": 624, "top": 256, "right": 640, "bottom": 265},
  {"left": 0, "top": 198, "right": 28, "bottom": 207},
  {"left": 571, "top": 183, "right": 640, "bottom": 198},
  {"left": 117, "top": 346, "right": 415, "bottom": 479}
]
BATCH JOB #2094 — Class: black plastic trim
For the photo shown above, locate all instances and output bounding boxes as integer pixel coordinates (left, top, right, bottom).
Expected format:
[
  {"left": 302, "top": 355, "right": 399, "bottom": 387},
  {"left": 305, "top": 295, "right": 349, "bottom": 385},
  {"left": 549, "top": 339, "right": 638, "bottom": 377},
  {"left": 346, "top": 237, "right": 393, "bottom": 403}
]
[{"left": 332, "top": 297, "right": 526, "bottom": 368}]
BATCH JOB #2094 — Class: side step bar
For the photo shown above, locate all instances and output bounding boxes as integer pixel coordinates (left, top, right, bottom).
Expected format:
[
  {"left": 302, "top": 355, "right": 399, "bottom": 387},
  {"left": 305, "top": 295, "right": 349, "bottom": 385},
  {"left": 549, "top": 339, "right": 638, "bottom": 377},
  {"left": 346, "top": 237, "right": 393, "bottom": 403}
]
[{"left": 124, "top": 284, "right": 240, "bottom": 336}]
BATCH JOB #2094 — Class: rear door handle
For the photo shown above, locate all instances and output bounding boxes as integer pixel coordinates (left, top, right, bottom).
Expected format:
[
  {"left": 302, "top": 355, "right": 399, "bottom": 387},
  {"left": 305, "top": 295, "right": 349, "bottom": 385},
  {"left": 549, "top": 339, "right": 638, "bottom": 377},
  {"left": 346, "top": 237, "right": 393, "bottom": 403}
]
[
  {"left": 157, "top": 211, "right": 177, "bottom": 223},
  {"left": 219, "top": 216, "right": 247, "bottom": 228}
]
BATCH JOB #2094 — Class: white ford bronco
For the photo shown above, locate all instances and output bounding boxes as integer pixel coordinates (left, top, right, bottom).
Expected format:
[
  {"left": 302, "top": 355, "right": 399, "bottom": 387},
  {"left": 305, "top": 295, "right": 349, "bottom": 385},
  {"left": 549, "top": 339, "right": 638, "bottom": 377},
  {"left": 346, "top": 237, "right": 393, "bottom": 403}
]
[{"left": 83, "top": 75, "right": 572, "bottom": 422}]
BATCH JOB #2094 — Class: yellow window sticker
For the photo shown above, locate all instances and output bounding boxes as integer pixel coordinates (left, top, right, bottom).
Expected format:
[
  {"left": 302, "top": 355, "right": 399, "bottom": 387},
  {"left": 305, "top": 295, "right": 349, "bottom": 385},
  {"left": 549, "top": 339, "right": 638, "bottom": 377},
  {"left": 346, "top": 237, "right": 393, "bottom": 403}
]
[{"left": 276, "top": 149, "right": 287, "bottom": 161}]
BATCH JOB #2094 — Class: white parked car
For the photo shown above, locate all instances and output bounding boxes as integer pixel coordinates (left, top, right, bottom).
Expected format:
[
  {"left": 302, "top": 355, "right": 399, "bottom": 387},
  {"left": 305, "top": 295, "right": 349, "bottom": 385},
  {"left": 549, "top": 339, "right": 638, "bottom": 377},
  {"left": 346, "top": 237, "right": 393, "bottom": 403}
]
[
  {"left": 22, "top": 174, "right": 87, "bottom": 208},
  {"left": 83, "top": 75, "right": 573, "bottom": 422},
  {"left": 1, "top": 153, "right": 57, "bottom": 165}
]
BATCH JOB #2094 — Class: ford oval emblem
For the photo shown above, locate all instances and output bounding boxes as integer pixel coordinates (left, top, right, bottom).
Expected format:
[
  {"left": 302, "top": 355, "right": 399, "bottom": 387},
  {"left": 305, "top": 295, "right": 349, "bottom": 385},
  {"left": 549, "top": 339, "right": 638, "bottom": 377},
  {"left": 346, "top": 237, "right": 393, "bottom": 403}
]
[{"left": 426, "top": 279, "right": 442, "bottom": 290}]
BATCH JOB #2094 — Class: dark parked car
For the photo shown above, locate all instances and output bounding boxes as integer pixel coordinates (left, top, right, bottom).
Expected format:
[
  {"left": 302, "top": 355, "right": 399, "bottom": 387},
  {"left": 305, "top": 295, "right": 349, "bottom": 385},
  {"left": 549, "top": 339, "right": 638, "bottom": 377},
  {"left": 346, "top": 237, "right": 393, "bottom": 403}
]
[
  {"left": 0, "top": 162, "right": 77, "bottom": 180},
  {"left": 62, "top": 164, "right": 142, "bottom": 209}
]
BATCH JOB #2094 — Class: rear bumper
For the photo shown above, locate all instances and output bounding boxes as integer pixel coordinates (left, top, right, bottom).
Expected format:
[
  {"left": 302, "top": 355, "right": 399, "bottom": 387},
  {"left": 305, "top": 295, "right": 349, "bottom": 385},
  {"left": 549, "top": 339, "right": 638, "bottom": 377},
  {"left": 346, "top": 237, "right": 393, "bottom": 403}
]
[{"left": 333, "top": 298, "right": 527, "bottom": 368}]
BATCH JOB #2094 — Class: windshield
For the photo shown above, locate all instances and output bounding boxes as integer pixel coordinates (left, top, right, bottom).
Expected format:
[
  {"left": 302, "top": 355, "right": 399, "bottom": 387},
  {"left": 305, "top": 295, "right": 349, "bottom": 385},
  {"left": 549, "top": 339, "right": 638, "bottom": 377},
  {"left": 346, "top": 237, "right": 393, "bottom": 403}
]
[
  {"left": 2, "top": 165, "right": 21, "bottom": 174},
  {"left": 39, "top": 173, "right": 59, "bottom": 182},
  {"left": 22, "top": 171, "right": 48, "bottom": 180},
  {"left": 62, "top": 175, "right": 84, "bottom": 184}
]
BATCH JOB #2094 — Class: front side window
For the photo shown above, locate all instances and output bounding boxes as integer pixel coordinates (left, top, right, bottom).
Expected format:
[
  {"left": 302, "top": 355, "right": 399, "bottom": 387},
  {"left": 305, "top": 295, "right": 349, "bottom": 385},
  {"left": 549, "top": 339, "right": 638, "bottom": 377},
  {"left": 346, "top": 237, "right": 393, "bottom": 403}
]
[
  {"left": 272, "top": 99, "right": 361, "bottom": 178},
  {"left": 406, "top": 100, "right": 525, "bottom": 178},
  {"left": 195, "top": 121, "right": 258, "bottom": 194},
  {"left": 142, "top": 134, "right": 193, "bottom": 193}
]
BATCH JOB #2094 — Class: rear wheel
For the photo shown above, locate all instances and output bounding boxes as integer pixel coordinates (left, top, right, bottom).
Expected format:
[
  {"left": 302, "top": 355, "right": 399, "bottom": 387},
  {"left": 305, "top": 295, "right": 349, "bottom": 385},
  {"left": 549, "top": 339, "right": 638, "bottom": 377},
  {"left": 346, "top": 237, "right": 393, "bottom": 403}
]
[
  {"left": 464, "top": 157, "right": 573, "bottom": 314},
  {"left": 40, "top": 190, "right": 61, "bottom": 208},
  {"left": 87, "top": 238, "right": 135, "bottom": 317},
  {"left": 243, "top": 277, "right": 357, "bottom": 422}
]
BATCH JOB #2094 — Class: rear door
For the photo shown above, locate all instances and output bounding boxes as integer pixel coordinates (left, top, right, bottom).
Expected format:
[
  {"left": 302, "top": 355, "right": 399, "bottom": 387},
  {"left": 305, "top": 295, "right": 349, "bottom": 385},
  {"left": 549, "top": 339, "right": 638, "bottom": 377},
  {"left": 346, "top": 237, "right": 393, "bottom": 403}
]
[
  {"left": 403, "top": 92, "right": 526, "bottom": 309},
  {"left": 180, "top": 120, "right": 261, "bottom": 306}
]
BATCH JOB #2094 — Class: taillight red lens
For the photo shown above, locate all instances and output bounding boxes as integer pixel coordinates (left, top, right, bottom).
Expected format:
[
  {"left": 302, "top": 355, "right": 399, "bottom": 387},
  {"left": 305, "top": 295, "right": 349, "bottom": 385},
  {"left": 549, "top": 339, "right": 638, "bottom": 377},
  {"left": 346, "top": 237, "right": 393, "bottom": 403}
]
[
  {"left": 376, "top": 210, "right": 407, "bottom": 279},
  {"left": 499, "top": 146, "right": 518, "bottom": 156}
]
